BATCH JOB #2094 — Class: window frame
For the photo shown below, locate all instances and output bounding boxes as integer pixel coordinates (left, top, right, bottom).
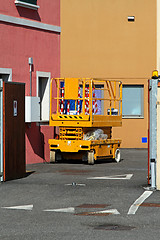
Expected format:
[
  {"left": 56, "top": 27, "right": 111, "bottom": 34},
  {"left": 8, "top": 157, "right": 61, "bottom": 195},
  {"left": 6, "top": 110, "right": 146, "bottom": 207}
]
[
  {"left": 122, "top": 84, "right": 144, "bottom": 119},
  {"left": 0, "top": 68, "right": 12, "bottom": 82},
  {"left": 15, "top": 0, "right": 40, "bottom": 11},
  {"left": 36, "top": 71, "right": 51, "bottom": 124}
]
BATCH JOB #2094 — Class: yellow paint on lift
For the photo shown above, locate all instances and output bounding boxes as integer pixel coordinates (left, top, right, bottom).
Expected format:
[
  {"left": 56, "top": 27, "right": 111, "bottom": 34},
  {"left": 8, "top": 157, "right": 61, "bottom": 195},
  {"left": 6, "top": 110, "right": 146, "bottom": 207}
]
[{"left": 65, "top": 78, "right": 79, "bottom": 99}]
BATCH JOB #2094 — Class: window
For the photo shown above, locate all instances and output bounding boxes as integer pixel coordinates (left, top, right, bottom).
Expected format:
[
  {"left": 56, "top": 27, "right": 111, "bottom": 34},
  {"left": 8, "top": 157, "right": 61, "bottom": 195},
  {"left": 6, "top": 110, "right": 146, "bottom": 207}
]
[
  {"left": 78, "top": 84, "right": 104, "bottom": 115},
  {"left": 36, "top": 72, "right": 51, "bottom": 122},
  {"left": 0, "top": 68, "right": 12, "bottom": 82},
  {"left": 94, "top": 85, "right": 104, "bottom": 115},
  {"left": 128, "top": 16, "right": 135, "bottom": 22},
  {"left": 122, "top": 85, "right": 144, "bottom": 118},
  {"left": 15, "top": 0, "right": 39, "bottom": 10},
  {"left": 19, "top": 0, "right": 37, "bottom": 4}
]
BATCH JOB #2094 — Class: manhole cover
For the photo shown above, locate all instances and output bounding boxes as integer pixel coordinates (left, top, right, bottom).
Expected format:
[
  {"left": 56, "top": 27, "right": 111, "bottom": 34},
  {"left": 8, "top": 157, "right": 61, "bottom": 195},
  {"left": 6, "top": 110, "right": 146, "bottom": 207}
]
[
  {"left": 94, "top": 224, "right": 135, "bottom": 231},
  {"left": 76, "top": 204, "right": 109, "bottom": 208}
]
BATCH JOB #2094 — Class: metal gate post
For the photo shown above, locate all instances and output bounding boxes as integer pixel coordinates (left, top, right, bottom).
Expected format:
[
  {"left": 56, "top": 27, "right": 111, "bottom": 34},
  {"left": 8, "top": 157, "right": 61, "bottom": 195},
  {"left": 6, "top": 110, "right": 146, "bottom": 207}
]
[{"left": 149, "top": 75, "right": 158, "bottom": 190}]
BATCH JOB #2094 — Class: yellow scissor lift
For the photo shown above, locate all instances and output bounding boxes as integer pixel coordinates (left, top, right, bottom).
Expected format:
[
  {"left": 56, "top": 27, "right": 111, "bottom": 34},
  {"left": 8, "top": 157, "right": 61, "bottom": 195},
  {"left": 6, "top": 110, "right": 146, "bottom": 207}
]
[{"left": 48, "top": 78, "right": 122, "bottom": 164}]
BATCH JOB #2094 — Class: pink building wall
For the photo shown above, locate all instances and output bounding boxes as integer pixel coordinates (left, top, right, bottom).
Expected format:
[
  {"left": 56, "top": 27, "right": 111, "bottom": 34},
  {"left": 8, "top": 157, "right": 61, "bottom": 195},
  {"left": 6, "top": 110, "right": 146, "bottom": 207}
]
[
  {"left": 0, "top": 0, "right": 60, "bottom": 164},
  {"left": 0, "top": 0, "right": 60, "bottom": 26}
]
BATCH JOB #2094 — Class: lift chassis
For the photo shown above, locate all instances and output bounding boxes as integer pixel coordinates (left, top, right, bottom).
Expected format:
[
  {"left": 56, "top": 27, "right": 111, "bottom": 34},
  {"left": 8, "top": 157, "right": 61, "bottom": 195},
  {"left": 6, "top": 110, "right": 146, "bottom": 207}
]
[{"left": 48, "top": 78, "right": 122, "bottom": 165}]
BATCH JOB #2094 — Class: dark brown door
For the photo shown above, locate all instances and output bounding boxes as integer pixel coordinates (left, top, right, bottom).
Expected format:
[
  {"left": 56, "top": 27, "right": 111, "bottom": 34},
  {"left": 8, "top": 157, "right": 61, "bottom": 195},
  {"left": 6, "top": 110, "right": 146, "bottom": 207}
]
[{"left": 3, "top": 82, "right": 25, "bottom": 181}]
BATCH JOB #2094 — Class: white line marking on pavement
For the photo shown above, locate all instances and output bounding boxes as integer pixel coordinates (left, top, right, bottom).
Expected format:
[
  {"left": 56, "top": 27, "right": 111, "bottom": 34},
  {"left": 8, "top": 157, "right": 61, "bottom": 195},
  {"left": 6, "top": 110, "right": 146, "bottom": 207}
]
[
  {"left": 1, "top": 204, "right": 33, "bottom": 211},
  {"left": 87, "top": 174, "right": 133, "bottom": 180},
  {"left": 93, "top": 209, "right": 120, "bottom": 215},
  {"left": 43, "top": 207, "right": 75, "bottom": 213},
  {"left": 127, "top": 191, "right": 153, "bottom": 215}
]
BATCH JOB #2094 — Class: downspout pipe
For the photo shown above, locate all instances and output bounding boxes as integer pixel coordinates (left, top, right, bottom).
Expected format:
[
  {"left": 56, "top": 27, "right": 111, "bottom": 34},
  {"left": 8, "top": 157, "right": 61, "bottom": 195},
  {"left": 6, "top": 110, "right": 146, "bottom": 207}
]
[{"left": 28, "top": 57, "right": 33, "bottom": 96}]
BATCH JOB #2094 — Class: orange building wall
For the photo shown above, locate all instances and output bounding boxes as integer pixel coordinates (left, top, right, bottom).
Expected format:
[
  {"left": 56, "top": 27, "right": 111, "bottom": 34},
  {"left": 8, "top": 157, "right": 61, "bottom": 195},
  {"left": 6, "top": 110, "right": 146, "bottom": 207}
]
[{"left": 61, "top": 0, "right": 157, "bottom": 148}]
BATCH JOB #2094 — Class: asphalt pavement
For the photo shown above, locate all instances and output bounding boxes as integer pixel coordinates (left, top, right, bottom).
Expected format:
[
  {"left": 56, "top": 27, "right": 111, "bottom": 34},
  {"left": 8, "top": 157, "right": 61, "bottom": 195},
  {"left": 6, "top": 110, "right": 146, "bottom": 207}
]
[{"left": 0, "top": 149, "right": 160, "bottom": 240}]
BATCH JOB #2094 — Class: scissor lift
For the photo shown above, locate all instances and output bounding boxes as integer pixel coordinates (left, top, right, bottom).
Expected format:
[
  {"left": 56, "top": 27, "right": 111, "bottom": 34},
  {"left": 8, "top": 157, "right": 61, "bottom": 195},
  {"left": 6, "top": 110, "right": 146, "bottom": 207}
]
[{"left": 48, "top": 78, "right": 122, "bottom": 164}]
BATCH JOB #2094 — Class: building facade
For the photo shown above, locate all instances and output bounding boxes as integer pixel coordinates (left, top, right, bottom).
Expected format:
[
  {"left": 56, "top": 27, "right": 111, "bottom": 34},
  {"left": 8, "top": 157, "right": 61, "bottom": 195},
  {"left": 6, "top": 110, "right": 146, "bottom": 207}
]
[
  {"left": 0, "top": 0, "right": 60, "bottom": 163},
  {"left": 60, "top": 0, "right": 159, "bottom": 148}
]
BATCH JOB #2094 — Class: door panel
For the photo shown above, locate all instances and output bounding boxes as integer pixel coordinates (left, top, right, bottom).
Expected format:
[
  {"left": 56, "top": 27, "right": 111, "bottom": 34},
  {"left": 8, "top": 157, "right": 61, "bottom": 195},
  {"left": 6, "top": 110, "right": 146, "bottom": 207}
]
[{"left": 3, "top": 82, "right": 25, "bottom": 181}]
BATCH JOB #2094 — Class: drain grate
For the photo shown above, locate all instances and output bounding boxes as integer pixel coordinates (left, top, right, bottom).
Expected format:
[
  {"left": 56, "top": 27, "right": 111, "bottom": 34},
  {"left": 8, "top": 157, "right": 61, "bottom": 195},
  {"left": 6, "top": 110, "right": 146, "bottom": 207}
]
[
  {"left": 94, "top": 224, "right": 135, "bottom": 231},
  {"left": 76, "top": 204, "right": 109, "bottom": 208},
  {"left": 140, "top": 203, "right": 160, "bottom": 207}
]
